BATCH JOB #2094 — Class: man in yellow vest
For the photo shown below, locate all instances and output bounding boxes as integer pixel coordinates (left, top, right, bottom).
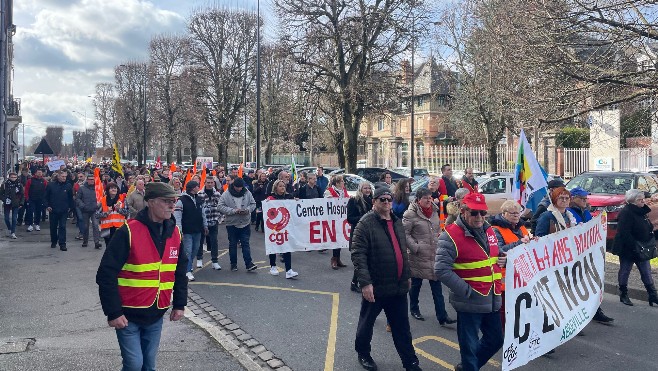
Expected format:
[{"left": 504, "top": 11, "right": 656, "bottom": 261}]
[
  {"left": 434, "top": 193, "right": 506, "bottom": 371},
  {"left": 96, "top": 182, "right": 187, "bottom": 371}
]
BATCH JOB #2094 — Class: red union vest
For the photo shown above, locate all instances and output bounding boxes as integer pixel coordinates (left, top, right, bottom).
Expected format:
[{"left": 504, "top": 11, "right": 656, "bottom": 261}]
[
  {"left": 117, "top": 220, "right": 182, "bottom": 309},
  {"left": 100, "top": 196, "right": 127, "bottom": 230},
  {"left": 445, "top": 223, "right": 502, "bottom": 296},
  {"left": 328, "top": 186, "right": 349, "bottom": 198}
]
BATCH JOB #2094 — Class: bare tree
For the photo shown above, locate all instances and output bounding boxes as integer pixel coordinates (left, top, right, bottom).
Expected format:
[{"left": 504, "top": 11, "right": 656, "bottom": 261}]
[
  {"left": 114, "top": 62, "right": 150, "bottom": 165},
  {"left": 187, "top": 7, "right": 258, "bottom": 167},
  {"left": 92, "top": 83, "right": 115, "bottom": 148},
  {"left": 274, "top": 0, "right": 422, "bottom": 172},
  {"left": 149, "top": 34, "right": 191, "bottom": 163},
  {"left": 45, "top": 126, "right": 64, "bottom": 155}
]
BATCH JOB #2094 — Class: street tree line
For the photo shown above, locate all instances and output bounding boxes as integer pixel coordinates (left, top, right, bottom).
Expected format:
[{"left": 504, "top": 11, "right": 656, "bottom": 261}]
[{"left": 87, "top": 1, "right": 657, "bottom": 170}]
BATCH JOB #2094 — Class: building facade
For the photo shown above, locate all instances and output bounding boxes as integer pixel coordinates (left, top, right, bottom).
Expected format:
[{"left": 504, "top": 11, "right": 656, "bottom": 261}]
[{"left": 1, "top": 0, "right": 20, "bottom": 175}]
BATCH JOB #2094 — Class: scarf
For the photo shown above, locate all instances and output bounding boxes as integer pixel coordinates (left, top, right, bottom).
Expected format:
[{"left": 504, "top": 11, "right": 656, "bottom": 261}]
[
  {"left": 420, "top": 204, "right": 433, "bottom": 218},
  {"left": 229, "top": 185, "right": 247, "bottom": 197},
  {"left": 547, "top": 204, "right": 577, "bottom": 232}
]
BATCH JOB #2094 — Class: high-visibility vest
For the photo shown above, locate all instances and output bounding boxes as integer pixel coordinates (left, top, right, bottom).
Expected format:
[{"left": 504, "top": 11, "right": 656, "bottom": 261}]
[
  {"left": 100, "top": 196, "right": 127, "bottom": 230},
  {"left": 117, "top": 220, "right": 182, "bottom": 309},
  {"left": 444, "top": 223, "right": 502, "bottom": 296},
  {"left": 439, "top": 201, "right": 446, "bottom": 231},
  {"left": 491, "top": 225, "right": 528, "bottom": 291}
]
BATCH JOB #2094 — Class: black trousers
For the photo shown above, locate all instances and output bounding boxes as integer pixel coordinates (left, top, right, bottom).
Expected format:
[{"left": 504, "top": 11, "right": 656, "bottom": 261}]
[
  {"left": 49, "top": 211, "right": 67, "bottom": 246},
  {"left": 355, "top": 294, "right": 418, "bottom": 368}
]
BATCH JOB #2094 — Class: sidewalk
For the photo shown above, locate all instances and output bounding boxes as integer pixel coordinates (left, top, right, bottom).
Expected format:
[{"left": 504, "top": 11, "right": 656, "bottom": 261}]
[
  {"left": 604, "top": 253, "right": 658, "bottom": 301},
  {"left": 0, "top": 220, "right": 245, "bottom": 371}
]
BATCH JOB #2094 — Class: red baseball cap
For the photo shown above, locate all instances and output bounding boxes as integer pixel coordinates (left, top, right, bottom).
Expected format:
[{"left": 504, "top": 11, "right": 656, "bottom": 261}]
[{"left": 462, "top": 193, "right": 488, "bottom": 211}]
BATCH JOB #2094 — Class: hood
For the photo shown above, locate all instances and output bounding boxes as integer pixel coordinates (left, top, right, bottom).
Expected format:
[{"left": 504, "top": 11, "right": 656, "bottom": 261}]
[{"left": 586, "top": 194, "right": 624, "bottom": 207}]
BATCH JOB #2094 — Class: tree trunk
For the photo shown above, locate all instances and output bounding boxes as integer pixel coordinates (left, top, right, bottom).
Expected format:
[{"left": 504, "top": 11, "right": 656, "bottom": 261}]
[
  {"left": 136, "top": 140, "right": 143, "bottom": 166},
  {"left": 264, "top": 141, "right": 272, "bottom": 165},
  {"left": 189, "top": 132, "right": 198, "bottom": 163},
  {"left": 166, "top": 136, "right": 175, "bottom": 164},
  {"left": 176, "top": 143, "right": 183, "bottom": 164},
  {"left": 488, "top": 144, "right": 498, "bottom": 172}
]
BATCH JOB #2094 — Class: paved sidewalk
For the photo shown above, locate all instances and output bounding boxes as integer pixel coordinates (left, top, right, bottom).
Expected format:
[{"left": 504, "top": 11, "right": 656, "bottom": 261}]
[{"left": 0, "top": 220, "right": 245, "bottom": 371}]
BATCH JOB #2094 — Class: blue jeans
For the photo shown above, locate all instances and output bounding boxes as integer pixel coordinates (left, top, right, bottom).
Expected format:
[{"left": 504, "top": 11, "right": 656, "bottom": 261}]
[
  {"left": 75, "top": 207, "right": 85, "bottom": 235},
  {"left": 618, "top": 258, "right": 654, "bottom": 287},
  {"left": 183, "top": 232, "right": 202, "bottom": 272},
  {"left": 409, "top": 278, "right": 449, "bottom": 322},
  {"left": 226, "top": 225, "right": 253, "bottom": 267},
  {"left": 4, "top": 206, "right": 18, "bottom": 234},
  {"left": 456, "top": 311, "right": 504, "bottom": 371},
  {"left": 115, "top": 317, "right": 163, "bottom": 371},
  {"left": 197, "top": 224, "right": 219, "bottom": 262}
]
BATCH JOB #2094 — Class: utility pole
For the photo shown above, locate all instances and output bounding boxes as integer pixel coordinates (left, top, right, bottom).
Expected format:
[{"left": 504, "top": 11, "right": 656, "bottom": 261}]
[
  {"left": 409, "top": 11, "right": 415, "bottom": 177},
  {"left": 255, "top": 0, "right": 261, "bottom": 168}
]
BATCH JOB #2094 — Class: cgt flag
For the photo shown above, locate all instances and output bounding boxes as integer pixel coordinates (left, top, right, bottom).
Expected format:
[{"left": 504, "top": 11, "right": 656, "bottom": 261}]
[
  {"left": 112, "top": 143, "right": 124, "bottom": 177},
  {"left": 512, "top": 129, "right": 548, "bottom": 211}
]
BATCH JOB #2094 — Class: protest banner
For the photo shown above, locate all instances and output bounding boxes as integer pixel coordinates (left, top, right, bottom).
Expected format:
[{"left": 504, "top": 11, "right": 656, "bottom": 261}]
[
  {"left": 263, "top": 198, "right": 350, "bottom": 254},
  {"left": 502, "top": 214, "right": 606, "bottom": 370},
  {"left": 47, "top": 159, "right": 65, "bottom": 171},
  {"left": 195, "top": 157, "right": 213, "bottom": 171}
]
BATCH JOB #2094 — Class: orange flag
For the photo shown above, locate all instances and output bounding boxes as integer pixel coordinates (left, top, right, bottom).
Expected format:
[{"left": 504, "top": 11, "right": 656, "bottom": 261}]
[
  {"left": 169, "top": 162, "right": 176, "bottom": 180},
  {"left": 200, "top": 163, "right": 207, "bottom": 188},
  {"left": 183, "top": 169, "right": 192, "bottom": 190},
  {"left": 212, "top": 170, "right": 217, "bottom": 177},
  {"left": 192, "top": 161, "right": 197, "bottom": 176},
  {"left": 238, "top": 163, "right": 243, "bottom": 178},
  {"left": 94, "top": 167, "right": 104, "bottom": 202}
]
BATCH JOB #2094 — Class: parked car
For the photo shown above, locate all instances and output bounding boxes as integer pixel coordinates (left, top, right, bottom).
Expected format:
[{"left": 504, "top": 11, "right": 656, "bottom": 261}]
[
  {"left": 353, "top": 167, "right": 408, "bottom": 184},
  {"left": 566, "top": 171, "right": 658, "bottom": 249},
  {"left": 392, "top": 167, "right": 430, "bottom": 180},
  {"left": 342, "top": 174, "right": 373, "bottom": 197}
]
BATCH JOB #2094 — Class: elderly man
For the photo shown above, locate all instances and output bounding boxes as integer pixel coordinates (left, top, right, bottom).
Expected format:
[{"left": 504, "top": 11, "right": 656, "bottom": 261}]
[
  {"left": 127, "top": 179, "right": 147, "bottom": 219},
  {"left": 435, "top": 193, "right": 505, "bottom": 371},
  {"left": 96, "top": 182, "right": 187, "bottom": 371},
  {"left": 351, "top": 186, "right": 422, "bottom": 371}
]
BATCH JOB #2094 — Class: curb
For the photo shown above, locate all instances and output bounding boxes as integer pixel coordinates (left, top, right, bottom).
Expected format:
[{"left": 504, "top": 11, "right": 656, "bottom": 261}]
[
  {"left": 186, "top": 289, "right": 292, "bottom": 371},
  {"left": 603, "top": 281, "right": 649, "bottom": 302}
]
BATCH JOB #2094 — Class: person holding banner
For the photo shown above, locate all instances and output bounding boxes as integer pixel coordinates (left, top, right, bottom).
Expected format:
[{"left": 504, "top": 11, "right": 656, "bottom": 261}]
[
  {"left": 265, "top": 180, "right": 298, "bottom": 279},
  {"left": 324, "top": 174, "right": 349, "bottom": 270},
  {"left": 534, "top": 187, "right": 576, "bottom": 238},
  {"left": 351, "top": 186, "right": 422, "bottom": 371},
  {"left": 403, "top": 188, "right": 456, "bottom": 327},
  {"left": 434, "top": 193, "right": 504, "bottom": 371},
  {"left": 612, "top": 189, "right": 658, "bottom": 307}
]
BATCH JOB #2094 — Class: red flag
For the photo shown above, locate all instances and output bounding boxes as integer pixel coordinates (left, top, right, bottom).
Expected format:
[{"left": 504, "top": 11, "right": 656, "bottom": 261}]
[
  {"left": 238, "top": 163, "right": 243, "bottom": 178},
  {"left": 169, "top": 162, "right": 176, "bottom": 180},
  {"left": 212, "top": 170, "right": 217, "bottom": 177}
]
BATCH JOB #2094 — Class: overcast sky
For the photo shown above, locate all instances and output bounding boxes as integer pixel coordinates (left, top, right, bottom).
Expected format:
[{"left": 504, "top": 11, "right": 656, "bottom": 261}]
[{"left": 13, "top": 0, "right": 265, "bottom": 147}]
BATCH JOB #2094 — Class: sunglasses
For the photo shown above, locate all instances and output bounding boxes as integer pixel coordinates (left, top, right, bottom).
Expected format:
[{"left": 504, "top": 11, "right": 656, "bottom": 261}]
[
  {"left": 469, "top": 210, "right": 487, "bottom": 217},
  {"left": 378, "top": 197, "right": 392, "bottom": 203}
]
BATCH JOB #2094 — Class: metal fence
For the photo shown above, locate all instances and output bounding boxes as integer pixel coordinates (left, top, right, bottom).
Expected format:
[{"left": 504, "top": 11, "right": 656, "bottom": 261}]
[
  {"left": 400, "top": 144, "right": 517, "bottom": 174},
  {"left": 564, "top": 147, "right": 649, "bottom": 177},
  {"left": 563, "top": 148, "right": 589, "bottom": 178}
]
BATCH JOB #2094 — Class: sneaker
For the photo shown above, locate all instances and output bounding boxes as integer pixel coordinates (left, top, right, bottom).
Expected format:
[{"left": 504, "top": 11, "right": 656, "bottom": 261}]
[
  {"left": 212, "top": 262, "right": 222, "bottom": 270},
  {"left": 34, "top": 225, "right": 41, "bottom": 231},
  {"left": 186, "top": 272, "right": 195, "bottom": 281},
  {"left": 285, "top": 269, "right": 298, "bottom": 279},
  {"left": 246, "top": 263, "right": 258, "bottom": 271},
  {"left": 270, "top": 266, "right": 279, "bottom": 276},
  {"left": 231, "top": 265, "right": 238, "bottom": 272},
  {"left": 27, "top": 225, "right": 33, "bottom": 232},
  {"left": 75, "top": 234, "right": 83, "bottom": 240},
  {"left": 11, "top": 233, "right": 17, "bottom": 239},
  {"left": 196, "top": 259, "right": 203, "bottom": 268}
]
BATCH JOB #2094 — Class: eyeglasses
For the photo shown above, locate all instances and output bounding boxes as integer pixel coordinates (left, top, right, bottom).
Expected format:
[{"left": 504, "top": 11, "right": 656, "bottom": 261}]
[
  {"left": 469, "top": 210, "right": 487, "bottom": 217},
  {"left": 378, "top": 197, "right": 392, "bottom": 203},
  {"left": 505, "top": 212, "right": 521, "bottom": 216}
]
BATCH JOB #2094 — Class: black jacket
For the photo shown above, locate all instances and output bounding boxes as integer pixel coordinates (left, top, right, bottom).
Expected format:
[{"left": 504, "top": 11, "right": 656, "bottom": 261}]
[
  {"left": 296, "top": 184, "right": 323, "bottom": 199},
  {"left": 612, "top": 204, "right": 658, "bottom": 261},
  {"left": 351, "top": 210, "right": 411, "bottom": 299},
  {"left": 346, "top": 195, "right": 372, "bottom": 250},
  {"left": 44, "top": 180, "right": 73, "bottom": 213},
  {"left": 1, "top": 179, "right": 24, "bottom": 208},
  {"left": 252, "top": 181, "right": 268, "bottom": 205},
  {"left": 96, "top": 208, "right": 188, "bottom": 325}
]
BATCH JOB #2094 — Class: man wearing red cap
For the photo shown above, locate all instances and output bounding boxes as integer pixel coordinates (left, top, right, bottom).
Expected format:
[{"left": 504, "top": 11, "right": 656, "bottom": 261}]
[{"left": 434, "top": 193, "right": 505, "bottom": 371}]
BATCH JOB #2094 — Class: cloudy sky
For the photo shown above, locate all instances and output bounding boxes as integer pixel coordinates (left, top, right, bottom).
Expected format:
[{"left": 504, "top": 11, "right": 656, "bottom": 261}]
[{"left": 13, "top": 0, "right": 265, "bottom": 147}]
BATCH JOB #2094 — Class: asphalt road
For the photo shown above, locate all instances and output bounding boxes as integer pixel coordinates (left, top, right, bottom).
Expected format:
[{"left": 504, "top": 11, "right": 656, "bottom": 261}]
[{"left": 190, "top": 225, "right": 658, "bottom": 371}]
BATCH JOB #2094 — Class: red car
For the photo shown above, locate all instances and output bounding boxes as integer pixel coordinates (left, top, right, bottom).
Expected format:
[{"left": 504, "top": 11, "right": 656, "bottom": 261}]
[{"left": 566, "top": 171, "right": 658, "bottom": 250}]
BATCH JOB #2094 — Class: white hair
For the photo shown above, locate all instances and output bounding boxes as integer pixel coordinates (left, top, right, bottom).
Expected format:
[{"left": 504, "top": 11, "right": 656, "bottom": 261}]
[{"left": 625, "top": 189, "right": 644, "bottom": 204}]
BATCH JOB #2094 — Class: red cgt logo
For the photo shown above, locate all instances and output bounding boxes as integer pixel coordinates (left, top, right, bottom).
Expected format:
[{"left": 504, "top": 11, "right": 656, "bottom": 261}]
[{"left": 266, "top": 207, "right": 291, "bottom": 232}]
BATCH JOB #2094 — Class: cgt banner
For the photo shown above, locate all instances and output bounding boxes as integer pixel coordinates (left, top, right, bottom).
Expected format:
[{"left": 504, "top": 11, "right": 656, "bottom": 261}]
[
  {"left": 502, "top": 214, "right": 606, "bottom": 370},
  {"left": 263, "top": 198, "right": 350, "bottom": 254}
]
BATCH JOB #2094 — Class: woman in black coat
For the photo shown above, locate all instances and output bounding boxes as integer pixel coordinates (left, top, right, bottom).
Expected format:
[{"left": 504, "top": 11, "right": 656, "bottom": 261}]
[
  {"left": 252, "top": 172, "right": 269, "bottom": 232},
  {"left": 612, "top": 189, "right": 658, "bottom": 306},
  {"left": 346, "top": 182, "right": 373, "bottom": 292}
]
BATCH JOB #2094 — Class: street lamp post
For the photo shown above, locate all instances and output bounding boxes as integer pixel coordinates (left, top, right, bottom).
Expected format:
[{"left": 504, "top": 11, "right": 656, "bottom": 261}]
[
  {"left": 409, "top": 10, "right": 415, "bottom": 178},
  {"left": 256, "top": 0, "right": 261, "bottom": 169},
  {"left": 142, "top": 64, "right": 147, "bottom": 166}
]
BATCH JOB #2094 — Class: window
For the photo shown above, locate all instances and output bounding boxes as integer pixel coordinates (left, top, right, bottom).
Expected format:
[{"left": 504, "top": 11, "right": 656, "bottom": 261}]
[
  {"left": 436, "top": 95, "right": 446, "bottom": 106},
  {"left": 416, "top": 96, "right": 424, "bottom": 107},
  {"left": 480, "top": 178, "right": 507, "bottom": 194},
  {"left": 377, "top": 118, "right": 385, "bottom": 131}
]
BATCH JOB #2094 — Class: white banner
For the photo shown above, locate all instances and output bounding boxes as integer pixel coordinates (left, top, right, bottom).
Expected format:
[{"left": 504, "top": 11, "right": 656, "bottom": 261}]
[
  {"left": 196, "top": 157, "right": 213, "bottom": 170},
  {"left": 502, "top": 214, "right": 606, "bottom": 370},
  {"left": 263, "top": 198, "right": 350, "bottom": 254},
  {"left": 47, "top": 160, "right": 65, "bottom": 171}
]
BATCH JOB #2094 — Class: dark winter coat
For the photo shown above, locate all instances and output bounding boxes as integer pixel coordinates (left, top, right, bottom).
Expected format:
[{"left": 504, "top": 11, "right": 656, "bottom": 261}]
[
  {"left": 296, "top": 184, "right": 323, "bottom": 200},
  {"left": 1, "top": 179, "right": 24, "bottom": 208},
  {"left": 346, "top": 195, "right": 373, "bottom": 250},
  {"left": 96, "top": 207, "right": 188, "bottom": 325},
  {"left": 44, "top": 180, "right": 74, "bottom": 213},
  {"left": 612, "top": 203, "right": 658, "bottom": 261},
  {"left": 76, "top": 182, "right": 99, "bottom": 213},
  {"left": 351, "top": 210, "right": 411, "bottom": 299}
]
